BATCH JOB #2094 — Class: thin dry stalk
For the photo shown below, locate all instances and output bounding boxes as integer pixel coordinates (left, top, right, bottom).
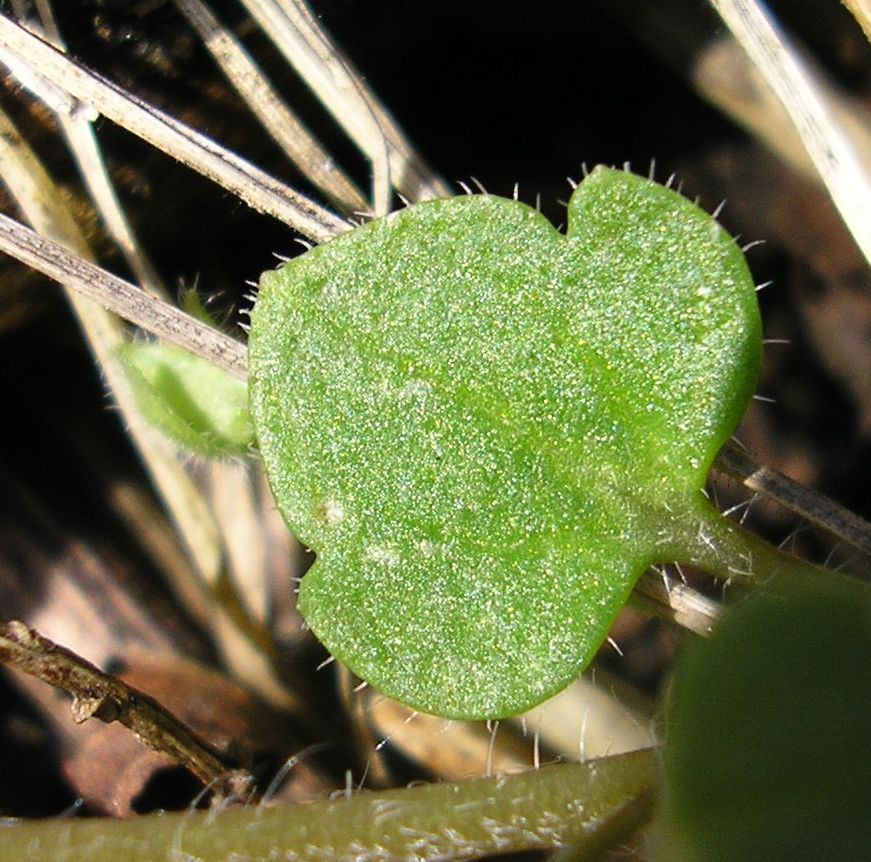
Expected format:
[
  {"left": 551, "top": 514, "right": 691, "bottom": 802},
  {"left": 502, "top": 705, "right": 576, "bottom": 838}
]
[
  {"left": 241, "top": 0, "right": 451, "bottom": 206},
  {"left": 709, "top": 0, "right": 871, "bottom": 267},
  {"left": 0, "top": 13, "right": 347, "bottom": 241},
  {"left": 693, "top": 34, "right": 871, "bottom": 188},
  {"left": 843, "top": 0, "right": 871, "bottom": 44},
  {"left": 0, "top": 212, "right": 248, "bottom": 378},
  {"left": 172, "top": 0, "right": 367, "bottom": 214},
  {"left": 0, "top": 101, "right": 227, "bottom": 608},
  {"left": 718, "top": 442, "right": 871, "bottom": 556}
]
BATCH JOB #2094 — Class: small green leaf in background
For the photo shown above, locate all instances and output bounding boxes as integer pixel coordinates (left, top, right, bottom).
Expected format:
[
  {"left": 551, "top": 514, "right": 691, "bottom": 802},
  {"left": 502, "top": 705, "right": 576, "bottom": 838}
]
[
  {"left": 118, "top": 341, "right": 254, "bottom": 457},
  {"left": 180, "top": 286, "right": 221, "bottom": 326},
  {"left": 249, "top": 166, "right": 762, "bottom": 718},
  {"left": 658, "top": 580, "right": 871, "bottom": 862}
]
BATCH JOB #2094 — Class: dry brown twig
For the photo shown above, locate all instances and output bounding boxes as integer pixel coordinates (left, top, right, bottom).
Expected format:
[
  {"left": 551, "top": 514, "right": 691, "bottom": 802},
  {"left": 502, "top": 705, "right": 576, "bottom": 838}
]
[{"left": 0, "top": 621, "right": 254, "bottom": 801}]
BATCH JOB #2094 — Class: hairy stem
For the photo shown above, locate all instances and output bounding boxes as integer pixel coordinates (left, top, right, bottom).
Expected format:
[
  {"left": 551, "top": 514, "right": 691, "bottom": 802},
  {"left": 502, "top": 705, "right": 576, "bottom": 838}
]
[
  {"left": 0, "top": 749, "right": 655, "bottom": 862},
  {"left": 674, "top": 498, "right": 868, "bottom": 599}
]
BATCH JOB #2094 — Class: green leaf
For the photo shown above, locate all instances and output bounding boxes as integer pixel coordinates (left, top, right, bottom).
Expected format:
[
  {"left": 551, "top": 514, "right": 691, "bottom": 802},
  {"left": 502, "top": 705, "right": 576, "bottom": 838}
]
[
  {"left": 658, "top": 580, "right": 871, "bottom": 862},
  {"left": 119, "top": 341, "right": 254, "bottom": 457},
  {"left": 248, "top": 166, "right": 761, "bottom": 718},
  {"left": 180, "top": 287, "right": 220, "bottom": 326}
]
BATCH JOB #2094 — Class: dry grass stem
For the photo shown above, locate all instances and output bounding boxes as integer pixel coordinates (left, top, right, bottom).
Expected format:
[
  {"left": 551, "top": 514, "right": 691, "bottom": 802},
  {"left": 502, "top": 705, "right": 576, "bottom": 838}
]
[
  {"left": 23, "top": 2, "right": 168, "bottom": 295},
  {"left": 173, "top": 0, "right": 368, "bottom": 214},
  {"left": 0, "top": 96, "right": 229, "bottom": 622},
  {"left": 718, "top": 442, "right": 871, "bottom": 557},
  {"left": 240, "top": 0, "right": 451, "bottom": 206},
  {"left": 0, "top": 13, "right": 347, "bottom": 241},
  {"left": 634, "top": 569, "right": 723, "bottom": 637},
  {"left": 0, "top": 212, "right": 248, "bottom": 378},
  {"left": 843, "top": 0, "right": 871, "bottom": 44},
  {"left": 694, "top": 34, "right": 871, "bottom": 187},
  {"left": 709, "top": 0, "right": 871, "bottom": 267}
]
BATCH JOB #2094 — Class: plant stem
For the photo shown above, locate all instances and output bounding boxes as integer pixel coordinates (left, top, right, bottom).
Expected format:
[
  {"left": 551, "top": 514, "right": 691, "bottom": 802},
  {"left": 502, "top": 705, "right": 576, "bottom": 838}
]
[
  {"left": 0, "top": 749, "right": 656, "bottom": 862},
  {"left": 673, "top": 499, "right": 869, "bottom": 599}
]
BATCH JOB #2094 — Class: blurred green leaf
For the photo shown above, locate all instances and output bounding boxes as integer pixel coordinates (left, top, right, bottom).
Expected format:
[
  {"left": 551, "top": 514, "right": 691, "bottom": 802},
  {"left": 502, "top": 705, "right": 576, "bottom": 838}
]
[
  {"left": 180, "top": 287, "right": 220, "bottom": 326},
  {"left": 119, "top": 341, "right": 253, "bottom": 457},
  {"left": 659, "top": 580, "right": 871, "bottom": 862}
]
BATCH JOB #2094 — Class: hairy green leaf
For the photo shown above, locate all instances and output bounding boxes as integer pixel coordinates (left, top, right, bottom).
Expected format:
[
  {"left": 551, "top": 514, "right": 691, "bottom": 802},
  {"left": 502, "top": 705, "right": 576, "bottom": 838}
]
[
  {"left": 119, "top": 341, "right": 253, "bottom": 457},
  {"left": 249, "top": 166, "right": 761, "bottom": 718}
]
